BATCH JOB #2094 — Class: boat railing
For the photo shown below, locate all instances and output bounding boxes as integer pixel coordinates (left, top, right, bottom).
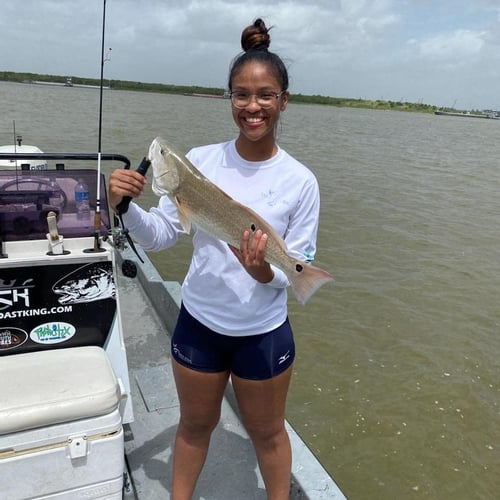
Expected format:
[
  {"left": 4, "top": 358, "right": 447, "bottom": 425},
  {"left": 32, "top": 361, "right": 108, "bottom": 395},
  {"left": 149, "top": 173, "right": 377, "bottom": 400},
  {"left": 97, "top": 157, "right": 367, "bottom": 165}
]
[{"left": 0, "top": 152, "right": 130, "bottom": 169}]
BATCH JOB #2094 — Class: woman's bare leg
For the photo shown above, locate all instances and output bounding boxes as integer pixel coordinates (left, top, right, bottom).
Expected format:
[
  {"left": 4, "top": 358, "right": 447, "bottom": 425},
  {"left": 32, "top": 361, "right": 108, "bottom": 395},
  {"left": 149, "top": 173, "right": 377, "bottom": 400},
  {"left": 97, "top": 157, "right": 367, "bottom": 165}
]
[
  {"left": 232, "top": 365, "right": 293, "bottom": 500},
  {"left": 171, "top": 359, "right": 230, "bottom": 500}
]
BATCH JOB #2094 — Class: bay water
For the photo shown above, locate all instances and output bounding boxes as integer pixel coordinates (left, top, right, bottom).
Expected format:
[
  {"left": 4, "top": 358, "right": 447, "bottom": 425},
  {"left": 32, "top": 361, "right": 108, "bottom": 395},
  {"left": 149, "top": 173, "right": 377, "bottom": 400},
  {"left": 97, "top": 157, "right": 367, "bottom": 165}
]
[{"left": 1, "top": 81, "right": 499, "bottom": 499}]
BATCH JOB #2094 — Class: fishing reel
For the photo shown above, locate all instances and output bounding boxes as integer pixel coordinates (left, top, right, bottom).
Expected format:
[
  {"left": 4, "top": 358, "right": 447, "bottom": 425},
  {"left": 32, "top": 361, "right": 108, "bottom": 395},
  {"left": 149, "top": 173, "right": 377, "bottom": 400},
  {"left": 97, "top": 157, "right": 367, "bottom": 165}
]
[
  {"left": 108, "top": 156, "right": 151, "bottom": 279},
  {"left": 108, "top": 224, "right": 138, "bottom": 279},
  {"left": 109, "top": 225, "right": 128, "bottom": 252}
]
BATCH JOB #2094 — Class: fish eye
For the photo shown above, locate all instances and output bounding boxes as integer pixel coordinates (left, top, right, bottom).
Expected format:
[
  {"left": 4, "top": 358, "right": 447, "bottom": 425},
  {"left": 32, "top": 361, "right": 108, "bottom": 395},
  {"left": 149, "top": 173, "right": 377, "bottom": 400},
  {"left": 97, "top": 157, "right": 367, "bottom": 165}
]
[
  {"left": 250, "top": 223, "right": 256, "bottom": 232},
  {"left": 295, "top": 264, "right": 303, "bottom": 273}
]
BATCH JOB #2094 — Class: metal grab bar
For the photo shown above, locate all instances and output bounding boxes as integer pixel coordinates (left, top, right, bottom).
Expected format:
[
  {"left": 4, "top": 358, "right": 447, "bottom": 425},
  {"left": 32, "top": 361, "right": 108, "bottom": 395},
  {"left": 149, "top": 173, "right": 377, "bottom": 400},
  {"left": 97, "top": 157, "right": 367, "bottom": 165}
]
[{"left": 0, "top": 152, "right": 131, "bottom": 169}]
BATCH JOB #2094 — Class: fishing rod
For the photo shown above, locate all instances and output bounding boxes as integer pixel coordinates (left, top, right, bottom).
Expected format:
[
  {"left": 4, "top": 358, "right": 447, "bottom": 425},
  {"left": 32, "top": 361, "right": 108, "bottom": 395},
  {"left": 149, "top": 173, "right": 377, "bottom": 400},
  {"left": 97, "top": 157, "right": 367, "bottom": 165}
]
[
  {"left": 92, "top": 0, "right": 150, "bottom": 270},
  {"left": 92, "top": 0, "right": 107, "bottom": 252},
  {"left": 1, "top": 121, "right": 18, "bottom": 259},
  {"left": 13, "top": 120, "right": 17, "bottom": 168}
]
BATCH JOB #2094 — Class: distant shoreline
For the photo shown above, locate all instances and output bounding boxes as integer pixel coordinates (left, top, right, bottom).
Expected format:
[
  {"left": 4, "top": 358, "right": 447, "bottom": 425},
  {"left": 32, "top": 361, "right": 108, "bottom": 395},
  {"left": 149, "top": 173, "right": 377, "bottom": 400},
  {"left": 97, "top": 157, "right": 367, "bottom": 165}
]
[{"left": 1, "top": 71, "right": 497, "bottom": 116}]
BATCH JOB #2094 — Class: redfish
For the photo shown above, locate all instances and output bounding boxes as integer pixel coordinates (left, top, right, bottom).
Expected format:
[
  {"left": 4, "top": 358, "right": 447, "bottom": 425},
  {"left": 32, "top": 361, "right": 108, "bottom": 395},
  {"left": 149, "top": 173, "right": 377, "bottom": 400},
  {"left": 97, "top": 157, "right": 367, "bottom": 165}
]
[{"left": 148, "top": 137, "right": 333, "bottom": 304}]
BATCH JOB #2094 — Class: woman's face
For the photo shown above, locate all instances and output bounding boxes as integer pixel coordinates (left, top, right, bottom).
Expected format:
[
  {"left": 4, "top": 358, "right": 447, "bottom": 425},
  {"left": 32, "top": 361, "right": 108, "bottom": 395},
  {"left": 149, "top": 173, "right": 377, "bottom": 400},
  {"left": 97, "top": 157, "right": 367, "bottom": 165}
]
[{"left": 230, "top": 61, "right": 288, "bottom": 156}]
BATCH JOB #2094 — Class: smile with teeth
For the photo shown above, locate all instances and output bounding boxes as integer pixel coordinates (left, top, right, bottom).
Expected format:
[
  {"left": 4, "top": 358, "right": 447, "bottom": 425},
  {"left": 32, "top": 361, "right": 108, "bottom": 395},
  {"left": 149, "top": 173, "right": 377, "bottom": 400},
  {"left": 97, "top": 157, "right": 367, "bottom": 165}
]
[{"left": 244, "top": 116, "right": 265, "bottom": 124}]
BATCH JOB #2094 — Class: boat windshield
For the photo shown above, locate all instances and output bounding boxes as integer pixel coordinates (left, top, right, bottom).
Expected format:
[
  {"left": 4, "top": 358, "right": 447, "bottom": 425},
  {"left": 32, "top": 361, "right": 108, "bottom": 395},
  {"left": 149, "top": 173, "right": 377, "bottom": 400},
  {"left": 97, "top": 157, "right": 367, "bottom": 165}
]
[{"left": 0, "top": 169, "right": 111, "bottom": 241}]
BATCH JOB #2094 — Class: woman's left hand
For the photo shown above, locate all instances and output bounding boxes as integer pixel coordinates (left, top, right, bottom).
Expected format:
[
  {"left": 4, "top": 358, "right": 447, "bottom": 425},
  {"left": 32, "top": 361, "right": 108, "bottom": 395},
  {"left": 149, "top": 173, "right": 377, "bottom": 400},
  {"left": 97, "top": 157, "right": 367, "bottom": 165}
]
[{"left": 228, "top": 229, "right": 274, "bottom": 283}]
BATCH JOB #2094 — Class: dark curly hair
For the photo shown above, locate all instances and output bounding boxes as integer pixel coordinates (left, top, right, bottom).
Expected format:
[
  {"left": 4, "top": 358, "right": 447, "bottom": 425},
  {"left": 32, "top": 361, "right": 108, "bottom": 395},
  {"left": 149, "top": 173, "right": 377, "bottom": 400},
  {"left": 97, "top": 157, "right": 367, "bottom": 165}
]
[{"left": 228, "top": 18, "right": 289, "bottom": 92}]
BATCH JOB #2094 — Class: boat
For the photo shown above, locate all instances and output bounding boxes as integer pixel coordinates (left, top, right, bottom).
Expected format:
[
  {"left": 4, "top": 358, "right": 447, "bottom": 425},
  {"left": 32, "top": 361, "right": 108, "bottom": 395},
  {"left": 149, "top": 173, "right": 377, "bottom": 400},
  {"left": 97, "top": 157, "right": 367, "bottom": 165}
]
[
  {"left": 183, "top": 92, "right": 226, "bottom": 99},
  {"left": 0, "top": 0, "right": 346, "bottom": 494},
  {"left": 0, "top": 147, "right": 346, "bottom": 499},
  {"left": 434, "top": 110, "right": 500, "bottom": 120},
  {"left": 0, "top": 135, "right": 48, "bottom": 170},
  {"left": 23, "top": 76, "right": 111, "bottom": 90}
]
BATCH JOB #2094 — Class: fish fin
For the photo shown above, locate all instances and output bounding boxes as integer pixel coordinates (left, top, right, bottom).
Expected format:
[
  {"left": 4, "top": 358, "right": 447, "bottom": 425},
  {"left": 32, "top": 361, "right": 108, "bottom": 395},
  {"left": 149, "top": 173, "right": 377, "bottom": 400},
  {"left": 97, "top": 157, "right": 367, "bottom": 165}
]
[
  {"left": 288, "top": 263, "right": 334, "bottom": 305},
  {"left": 175, "top": 196, "right": 192, "bottom": 234}
]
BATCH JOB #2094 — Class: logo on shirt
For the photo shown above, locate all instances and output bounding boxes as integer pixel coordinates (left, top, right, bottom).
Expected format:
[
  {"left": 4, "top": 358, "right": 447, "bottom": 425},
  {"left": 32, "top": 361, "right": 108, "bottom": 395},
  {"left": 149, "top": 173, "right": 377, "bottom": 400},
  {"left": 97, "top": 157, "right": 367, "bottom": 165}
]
[{"left": 261, "top": 189, "right": 280, "bottom": 207}]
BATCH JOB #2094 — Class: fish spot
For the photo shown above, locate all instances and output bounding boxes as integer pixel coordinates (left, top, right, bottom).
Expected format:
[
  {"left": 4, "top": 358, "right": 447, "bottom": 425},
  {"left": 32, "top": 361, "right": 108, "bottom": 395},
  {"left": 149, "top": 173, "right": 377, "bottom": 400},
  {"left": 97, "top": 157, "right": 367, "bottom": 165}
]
[
  {"left": 296, "top": 264, "right": 303, "bottom": 273},
  {"left": 250, "top": 223, "right": 256, "bottom": 232}
]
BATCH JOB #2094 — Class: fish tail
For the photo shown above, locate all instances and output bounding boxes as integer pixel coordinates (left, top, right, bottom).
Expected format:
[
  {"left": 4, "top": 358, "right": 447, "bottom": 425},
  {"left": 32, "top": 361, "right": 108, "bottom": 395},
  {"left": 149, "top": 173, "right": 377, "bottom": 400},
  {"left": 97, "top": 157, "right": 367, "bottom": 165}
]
[{"left": 288, "top": 263, "right": 334, "bottom": 305}]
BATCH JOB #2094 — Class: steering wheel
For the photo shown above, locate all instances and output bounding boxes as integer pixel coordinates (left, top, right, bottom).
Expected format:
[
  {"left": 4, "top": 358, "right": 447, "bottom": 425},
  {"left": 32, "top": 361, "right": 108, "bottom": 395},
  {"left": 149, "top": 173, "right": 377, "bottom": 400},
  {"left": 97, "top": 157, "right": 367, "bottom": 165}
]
[{"left": 0, "top": 178, "right": 68, "bottom": 209}]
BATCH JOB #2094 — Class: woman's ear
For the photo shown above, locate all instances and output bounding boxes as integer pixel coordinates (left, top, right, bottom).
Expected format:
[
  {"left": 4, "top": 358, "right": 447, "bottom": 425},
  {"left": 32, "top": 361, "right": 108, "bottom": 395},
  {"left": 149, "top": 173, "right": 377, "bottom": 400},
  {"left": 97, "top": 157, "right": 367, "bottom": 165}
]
[{"left": 280, "top": 91, "right": 290, "bottom": 111}]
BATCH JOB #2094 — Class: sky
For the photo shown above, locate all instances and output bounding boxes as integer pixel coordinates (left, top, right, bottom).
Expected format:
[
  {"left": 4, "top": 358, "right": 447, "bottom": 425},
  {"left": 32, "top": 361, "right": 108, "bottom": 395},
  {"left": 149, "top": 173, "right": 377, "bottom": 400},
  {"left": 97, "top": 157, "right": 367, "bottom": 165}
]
[{"left": 1, "top": 0, "right": 500, "bottom": 110}]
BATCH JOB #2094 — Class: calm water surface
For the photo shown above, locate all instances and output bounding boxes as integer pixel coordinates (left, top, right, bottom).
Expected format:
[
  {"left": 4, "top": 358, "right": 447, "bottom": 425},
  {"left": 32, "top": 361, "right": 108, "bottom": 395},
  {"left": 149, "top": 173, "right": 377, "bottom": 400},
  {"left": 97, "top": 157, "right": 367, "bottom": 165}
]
[{"left": 1, "top": 82, "right": 499, "bottom": 499}]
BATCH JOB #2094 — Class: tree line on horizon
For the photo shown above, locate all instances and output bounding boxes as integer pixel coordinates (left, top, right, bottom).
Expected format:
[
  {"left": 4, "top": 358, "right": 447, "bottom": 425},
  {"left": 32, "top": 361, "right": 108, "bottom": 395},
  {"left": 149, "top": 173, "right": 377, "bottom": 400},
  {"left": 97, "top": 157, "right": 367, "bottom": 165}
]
[{"left": 1, "top": 70, "right": 442, "bottom": 114}]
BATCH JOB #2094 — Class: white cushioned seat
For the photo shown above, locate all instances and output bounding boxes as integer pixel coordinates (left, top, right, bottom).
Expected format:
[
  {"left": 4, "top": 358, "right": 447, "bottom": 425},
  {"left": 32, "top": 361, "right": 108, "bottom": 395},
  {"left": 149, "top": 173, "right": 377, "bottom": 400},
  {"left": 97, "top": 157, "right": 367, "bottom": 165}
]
[{"left": 0, "top": 346, "right": 121, "bottom": 435}]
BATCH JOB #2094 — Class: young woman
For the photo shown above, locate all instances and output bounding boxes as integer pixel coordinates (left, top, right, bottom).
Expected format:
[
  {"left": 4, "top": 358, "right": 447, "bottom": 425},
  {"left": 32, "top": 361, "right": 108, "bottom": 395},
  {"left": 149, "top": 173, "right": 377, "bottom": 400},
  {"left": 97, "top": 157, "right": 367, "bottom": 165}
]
[{"left": 109, "top": 18, "right": 322, "bottom": 500}]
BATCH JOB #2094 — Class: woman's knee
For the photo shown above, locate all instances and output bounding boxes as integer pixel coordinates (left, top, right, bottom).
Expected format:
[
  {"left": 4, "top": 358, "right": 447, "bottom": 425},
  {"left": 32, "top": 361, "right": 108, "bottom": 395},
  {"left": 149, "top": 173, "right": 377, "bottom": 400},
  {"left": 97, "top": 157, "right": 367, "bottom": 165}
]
[
  {"left": 243, "top": 417, "right": 286, "bottom": 444},
  {"left": 179, "top": 409, "right": 221, "bottom": 438}
]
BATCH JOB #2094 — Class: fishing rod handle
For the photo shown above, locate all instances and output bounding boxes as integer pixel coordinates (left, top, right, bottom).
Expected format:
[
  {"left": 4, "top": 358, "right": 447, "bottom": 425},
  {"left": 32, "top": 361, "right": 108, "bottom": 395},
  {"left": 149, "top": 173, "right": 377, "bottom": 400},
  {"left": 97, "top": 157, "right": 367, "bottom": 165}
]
[{"left": 116, "top": 157, "right": 151, "bottom": 215}]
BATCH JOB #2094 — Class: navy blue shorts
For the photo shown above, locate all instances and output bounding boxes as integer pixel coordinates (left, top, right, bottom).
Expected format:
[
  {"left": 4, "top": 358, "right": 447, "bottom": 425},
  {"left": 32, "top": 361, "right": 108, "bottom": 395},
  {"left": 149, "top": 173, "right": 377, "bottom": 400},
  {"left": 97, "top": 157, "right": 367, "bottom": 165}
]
[{"left": 171, "top": 304, "right": 295, "bottom": 380}]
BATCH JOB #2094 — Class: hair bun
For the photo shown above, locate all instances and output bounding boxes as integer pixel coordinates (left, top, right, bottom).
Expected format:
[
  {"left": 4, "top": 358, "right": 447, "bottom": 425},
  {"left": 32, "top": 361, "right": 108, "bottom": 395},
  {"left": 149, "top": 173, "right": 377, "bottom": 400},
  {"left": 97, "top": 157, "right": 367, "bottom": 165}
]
[{"left": 241, "top": 18, "right": 271, "bottom": 52}]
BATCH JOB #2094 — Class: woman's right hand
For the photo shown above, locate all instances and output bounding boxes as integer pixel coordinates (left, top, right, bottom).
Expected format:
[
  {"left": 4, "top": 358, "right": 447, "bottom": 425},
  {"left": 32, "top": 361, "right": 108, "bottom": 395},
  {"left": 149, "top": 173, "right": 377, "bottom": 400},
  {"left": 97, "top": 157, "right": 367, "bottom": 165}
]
[{"left": 108, "top": 168, "right": 147, "bottom": 213}]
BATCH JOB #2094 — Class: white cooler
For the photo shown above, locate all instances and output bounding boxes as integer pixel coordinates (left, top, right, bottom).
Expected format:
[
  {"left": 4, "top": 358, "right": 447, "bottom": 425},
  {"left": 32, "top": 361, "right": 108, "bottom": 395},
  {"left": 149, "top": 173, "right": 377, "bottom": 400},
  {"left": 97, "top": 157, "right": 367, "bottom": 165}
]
[{"left": 0, "top": 346, "right": 125, "bottom": 499}]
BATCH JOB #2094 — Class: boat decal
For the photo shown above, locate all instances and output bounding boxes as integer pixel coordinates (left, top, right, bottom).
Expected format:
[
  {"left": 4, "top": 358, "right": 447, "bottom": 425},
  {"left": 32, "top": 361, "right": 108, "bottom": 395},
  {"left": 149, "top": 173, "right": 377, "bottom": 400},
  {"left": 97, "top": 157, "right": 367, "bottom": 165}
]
[
  {"left": 52, "top": 262, "right": 115, "bottom": 304},
  {"left": 0, "top": 327, "right": 28, "bottom": 350},
  {"left": 0, "top": 278, "right": 35, "bottom": 311},
  {"left": 30, "top": 321, "right": 76, "bottom": 344},
  {"left": 0, "top": 305, "right": 72, "bottom": 320}
]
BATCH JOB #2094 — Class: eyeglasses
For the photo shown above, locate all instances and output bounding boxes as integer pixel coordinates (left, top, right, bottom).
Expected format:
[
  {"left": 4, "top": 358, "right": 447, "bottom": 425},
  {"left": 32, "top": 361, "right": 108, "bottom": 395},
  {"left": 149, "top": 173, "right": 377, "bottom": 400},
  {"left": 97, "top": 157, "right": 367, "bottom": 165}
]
[{"left": 230, "top": 90, "right": 285, "bottom": 109}]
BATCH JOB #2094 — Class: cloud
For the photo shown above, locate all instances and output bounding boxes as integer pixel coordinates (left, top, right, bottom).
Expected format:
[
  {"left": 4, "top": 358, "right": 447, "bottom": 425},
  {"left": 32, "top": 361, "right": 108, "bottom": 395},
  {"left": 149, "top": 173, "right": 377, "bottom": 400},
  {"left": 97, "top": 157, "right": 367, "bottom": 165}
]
[
  {"left": 417, "top": 29, "right": 486, "bottom": 62},
  {"left": 0, "top": 0, "right": 499, "bottom": 108}
]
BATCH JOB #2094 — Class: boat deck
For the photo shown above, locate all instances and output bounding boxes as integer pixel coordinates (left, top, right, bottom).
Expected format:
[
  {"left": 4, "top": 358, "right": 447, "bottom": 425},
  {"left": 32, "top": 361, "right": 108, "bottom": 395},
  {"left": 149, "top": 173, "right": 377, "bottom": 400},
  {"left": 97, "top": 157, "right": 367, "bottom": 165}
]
[{"left": 116, "top": 247, "right": 346, "bottom": 499}]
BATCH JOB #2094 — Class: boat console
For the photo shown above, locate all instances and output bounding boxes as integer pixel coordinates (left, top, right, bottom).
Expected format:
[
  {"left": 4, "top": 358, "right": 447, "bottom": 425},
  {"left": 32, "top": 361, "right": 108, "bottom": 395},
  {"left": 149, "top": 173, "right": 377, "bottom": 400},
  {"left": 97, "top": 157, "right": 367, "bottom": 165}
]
[{"left": 0, "top": 152, "right": 133, "bottom": 423}]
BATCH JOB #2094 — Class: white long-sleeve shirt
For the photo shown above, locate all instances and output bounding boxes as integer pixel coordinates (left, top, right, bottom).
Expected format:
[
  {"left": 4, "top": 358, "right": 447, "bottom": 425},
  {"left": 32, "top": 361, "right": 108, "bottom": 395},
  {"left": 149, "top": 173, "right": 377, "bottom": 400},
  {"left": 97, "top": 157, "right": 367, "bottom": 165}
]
[{"left": 122, "top": 139, "right": 320, "bottom": 336}]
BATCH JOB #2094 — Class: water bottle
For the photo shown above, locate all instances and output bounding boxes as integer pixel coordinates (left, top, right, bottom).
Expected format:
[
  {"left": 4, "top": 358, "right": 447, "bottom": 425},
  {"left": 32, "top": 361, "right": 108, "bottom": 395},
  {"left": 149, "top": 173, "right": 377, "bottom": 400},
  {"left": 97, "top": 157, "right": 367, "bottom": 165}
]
[
  {"left": 74, "top": 178, "right": 90, "bottom": 220},
  {"left": 48, "top": 178, "right": 63, "bottom": 212}
]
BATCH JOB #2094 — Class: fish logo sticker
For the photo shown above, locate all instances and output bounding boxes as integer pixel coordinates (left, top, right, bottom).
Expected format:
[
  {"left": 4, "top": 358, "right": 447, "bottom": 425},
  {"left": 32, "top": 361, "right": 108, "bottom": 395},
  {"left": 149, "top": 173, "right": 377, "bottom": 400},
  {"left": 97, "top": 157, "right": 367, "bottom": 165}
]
[
  {"left": 52, "top": 262, "right": 115, "bottom": 305},
  {"left": 30, "top": 322, "right": 76, "bottom": 344},
  {"left": 0, "top": 327, "right": 28, "bottom": 351}
]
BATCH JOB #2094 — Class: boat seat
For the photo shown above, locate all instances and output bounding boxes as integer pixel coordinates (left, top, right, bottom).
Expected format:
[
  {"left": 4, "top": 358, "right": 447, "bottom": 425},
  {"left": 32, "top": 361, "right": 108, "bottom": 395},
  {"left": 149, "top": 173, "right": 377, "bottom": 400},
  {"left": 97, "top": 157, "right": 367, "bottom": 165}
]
[{"left": 0, "top": 346, "right": 121, "bottom": 435}]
